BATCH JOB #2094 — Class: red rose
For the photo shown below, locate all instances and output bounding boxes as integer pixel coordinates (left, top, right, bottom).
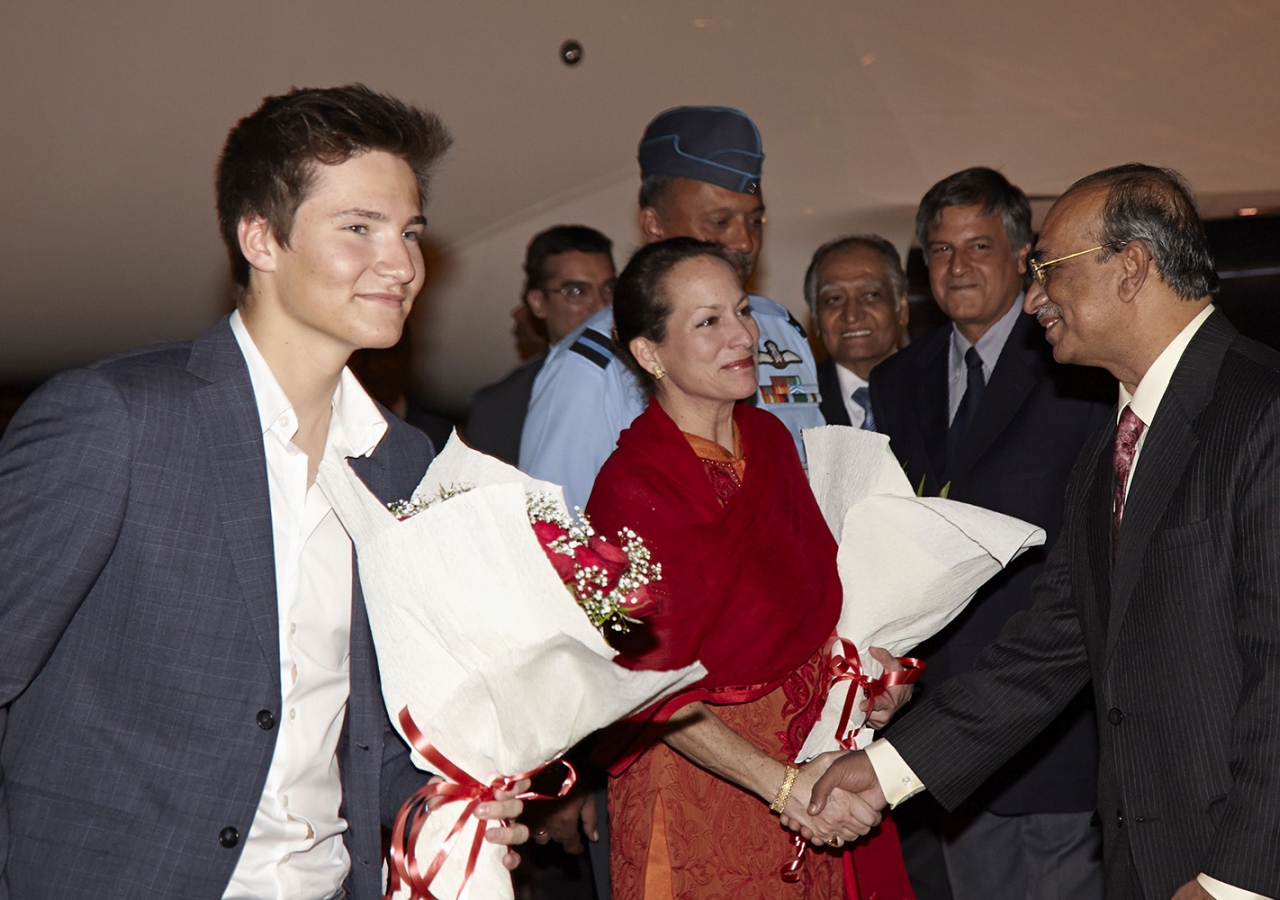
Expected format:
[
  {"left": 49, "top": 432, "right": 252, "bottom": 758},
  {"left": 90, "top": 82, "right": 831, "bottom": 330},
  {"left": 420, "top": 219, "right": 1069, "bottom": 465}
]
[
  {"left": 533, "top": 520, "right": 575, "bottom": 582},
  {"left": 619, "top": 584, "right": 658, "bottom": 619},
  {"left": 574, "top": 536, "right": 629, "bottom": 590}
]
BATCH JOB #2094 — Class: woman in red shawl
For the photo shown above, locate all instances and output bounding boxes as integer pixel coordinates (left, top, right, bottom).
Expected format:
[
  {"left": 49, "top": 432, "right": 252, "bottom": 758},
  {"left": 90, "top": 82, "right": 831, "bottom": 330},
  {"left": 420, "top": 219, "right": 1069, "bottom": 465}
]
[{"left": 587, "top": 238, "right": 914, "bottom": 900}]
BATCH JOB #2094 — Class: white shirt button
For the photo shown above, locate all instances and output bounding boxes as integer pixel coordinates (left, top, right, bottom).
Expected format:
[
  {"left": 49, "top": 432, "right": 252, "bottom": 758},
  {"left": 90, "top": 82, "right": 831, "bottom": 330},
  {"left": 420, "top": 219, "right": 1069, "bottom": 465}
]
[
  {"left": 290, "top": 664, "right": 298, "bottom": 684},
  {"left": 289, "top": 621, "right": 296, "bottom": 635},
  {"left": 289, "top": 708, "right": 296, "bottom": 721}
]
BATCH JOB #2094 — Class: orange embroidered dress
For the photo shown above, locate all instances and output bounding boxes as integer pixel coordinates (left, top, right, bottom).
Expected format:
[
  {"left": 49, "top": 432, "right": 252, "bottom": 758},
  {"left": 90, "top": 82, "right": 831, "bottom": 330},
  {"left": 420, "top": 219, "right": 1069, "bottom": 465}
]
[{"left": 587, "top": 400, "right": 912, "bottom": 900}]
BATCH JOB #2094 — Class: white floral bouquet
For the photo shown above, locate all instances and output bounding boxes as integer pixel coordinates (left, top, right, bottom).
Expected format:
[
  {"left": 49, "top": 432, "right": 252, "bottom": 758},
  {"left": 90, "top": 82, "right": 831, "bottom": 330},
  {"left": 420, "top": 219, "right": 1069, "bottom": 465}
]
[
  {"left": 316, "top": 435, "right": 705, "bottom": 900},
  {"left": 795, "top": 426, "right": 1046, "bottom": 761}
]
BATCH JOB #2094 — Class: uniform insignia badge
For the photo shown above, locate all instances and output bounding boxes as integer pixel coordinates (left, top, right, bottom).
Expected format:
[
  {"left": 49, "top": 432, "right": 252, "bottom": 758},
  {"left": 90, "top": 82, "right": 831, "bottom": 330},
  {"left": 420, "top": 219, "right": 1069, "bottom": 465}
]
[
  {"left": 760, "top": 375, "right": 819, "bottom": 404},
  {"left": 758, "top": 340, "right": 803, "bottom": 369}
]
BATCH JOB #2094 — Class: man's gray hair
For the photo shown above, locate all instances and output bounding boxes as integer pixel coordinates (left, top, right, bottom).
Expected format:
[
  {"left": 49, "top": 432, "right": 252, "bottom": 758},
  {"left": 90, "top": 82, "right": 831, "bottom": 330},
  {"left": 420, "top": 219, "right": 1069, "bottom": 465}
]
[
  {"left": 915, "top": 166, "right": 1032, "bottom": 252},
  {"left": 804, "top": 234, "right": 908, "bottom": 319},
  {"left": 1067, "top": 163, "right": 1218, "bottom": 301}
]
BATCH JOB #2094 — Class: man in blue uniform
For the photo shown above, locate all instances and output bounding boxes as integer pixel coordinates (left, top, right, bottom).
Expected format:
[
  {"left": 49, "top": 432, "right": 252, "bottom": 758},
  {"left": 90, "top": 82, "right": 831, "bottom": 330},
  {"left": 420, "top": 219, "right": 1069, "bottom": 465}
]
[{"left": 519, "top": 106, "right": 824, "bottom": 511}]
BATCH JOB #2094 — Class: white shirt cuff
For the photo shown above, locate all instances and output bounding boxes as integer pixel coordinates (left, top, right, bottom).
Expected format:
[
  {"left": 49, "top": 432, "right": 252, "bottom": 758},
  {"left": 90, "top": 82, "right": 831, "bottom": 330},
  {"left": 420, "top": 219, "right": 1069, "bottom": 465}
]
[
  {"left": 864, "top": 739, "right": 926, "bottom": 808},
  {"left": 1199, "top": 873, "right": 1273, "bottom": 900}
]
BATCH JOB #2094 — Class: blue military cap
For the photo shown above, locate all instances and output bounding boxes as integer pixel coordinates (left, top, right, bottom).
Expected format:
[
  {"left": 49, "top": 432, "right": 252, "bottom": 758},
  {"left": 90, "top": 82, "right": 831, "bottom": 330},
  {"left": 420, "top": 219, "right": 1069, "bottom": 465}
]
[{"left": 638, "top": 106, "right": 764, "bottom": 195}]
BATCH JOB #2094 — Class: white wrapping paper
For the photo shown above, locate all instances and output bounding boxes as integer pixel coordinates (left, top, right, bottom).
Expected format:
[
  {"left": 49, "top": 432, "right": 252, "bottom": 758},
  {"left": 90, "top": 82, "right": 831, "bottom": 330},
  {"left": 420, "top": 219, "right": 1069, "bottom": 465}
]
[
  {"left": 795, "top": 426, "right": 1046, "bottom": 762},
  {"left": 317, "top": 434, "right": 705, "bottom": 900}
]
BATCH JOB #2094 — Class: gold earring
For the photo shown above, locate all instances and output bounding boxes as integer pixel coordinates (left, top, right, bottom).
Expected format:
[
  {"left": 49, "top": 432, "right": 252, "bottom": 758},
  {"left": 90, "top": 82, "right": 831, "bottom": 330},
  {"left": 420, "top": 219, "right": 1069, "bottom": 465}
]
[{"left": 653, "top": 365, "right": 666, "bottom": 380}]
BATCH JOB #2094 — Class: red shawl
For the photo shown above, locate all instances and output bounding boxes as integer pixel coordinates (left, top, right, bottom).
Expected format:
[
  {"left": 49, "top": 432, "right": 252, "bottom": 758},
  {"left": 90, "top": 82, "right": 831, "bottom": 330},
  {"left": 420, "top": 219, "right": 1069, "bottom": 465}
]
[{"left": 587, "top": 399, "right": 842, "bottom": 773}]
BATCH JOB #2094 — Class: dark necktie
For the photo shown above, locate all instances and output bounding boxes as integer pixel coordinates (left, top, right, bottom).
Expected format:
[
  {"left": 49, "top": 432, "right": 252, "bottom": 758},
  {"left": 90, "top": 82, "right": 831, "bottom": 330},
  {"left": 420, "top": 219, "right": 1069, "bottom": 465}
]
[
  {"left": 947, "top": 347, "right": 985, "bottom": 469},
  {"left": 1112, "top": 405, "right": 1145, "bottom": 560},
  {"left": 851, "top": 386, "right": 875, "bottom": 431}
]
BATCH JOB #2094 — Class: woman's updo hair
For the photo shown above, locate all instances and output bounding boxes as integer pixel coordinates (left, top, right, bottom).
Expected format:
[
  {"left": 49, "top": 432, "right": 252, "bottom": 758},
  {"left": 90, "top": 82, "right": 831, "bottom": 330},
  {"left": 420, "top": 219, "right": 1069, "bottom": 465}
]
[{"left": 613, "top": 237, "right": 734, "bottom": 395}]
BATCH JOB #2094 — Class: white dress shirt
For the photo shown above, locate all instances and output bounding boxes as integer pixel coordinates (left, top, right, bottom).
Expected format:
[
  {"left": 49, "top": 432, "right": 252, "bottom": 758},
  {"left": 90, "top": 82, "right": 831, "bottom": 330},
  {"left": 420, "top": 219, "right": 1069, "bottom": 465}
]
[
  {"left": 834, "top": 364, "right": 870, "bottom": 429},
  {"left": 1115, "top": 304, "right": 1214, "bottom": 498},
  {"left": 868, "top": 303, "right": 1269, "bottom": 900},
  {"left": 223, "top": 311, "right": 389, "bottom": 900}
]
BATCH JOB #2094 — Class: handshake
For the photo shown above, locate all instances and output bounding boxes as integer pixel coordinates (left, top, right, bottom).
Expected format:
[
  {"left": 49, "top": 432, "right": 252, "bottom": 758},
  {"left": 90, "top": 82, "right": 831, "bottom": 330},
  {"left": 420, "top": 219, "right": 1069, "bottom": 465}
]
[
  {"left": 777, "top": 645, "right": 908, "bottom": 846},
  {"left": 778, "top": 750, "right": 888, "bottom": 848}
]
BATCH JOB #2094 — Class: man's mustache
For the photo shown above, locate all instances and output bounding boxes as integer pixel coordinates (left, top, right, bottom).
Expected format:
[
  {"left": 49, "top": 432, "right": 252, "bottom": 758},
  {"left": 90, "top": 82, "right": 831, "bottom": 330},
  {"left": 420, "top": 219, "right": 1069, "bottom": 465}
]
[
  {"left": 1035, "top": 303, "right": 1064, "bottom": 323},
  {"left": 722, "top": 249, "right": 754, "bottom": 285}
]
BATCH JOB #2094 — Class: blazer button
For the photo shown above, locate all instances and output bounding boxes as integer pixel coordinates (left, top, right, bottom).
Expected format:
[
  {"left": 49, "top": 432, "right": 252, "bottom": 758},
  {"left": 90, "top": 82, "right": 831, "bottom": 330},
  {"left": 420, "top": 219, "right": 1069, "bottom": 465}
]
[
  {"left": 219, "top": 826, "right": 240, "bottom": 848},
  {"left": 256, "top": 709, "right": 276, "bottom": 730},
  {"left": 1115, "top": 810, "right": 1124, "bottom": 829},
  {"left": 1107, "top": 707, "right": 1124, "bottom": 725}
]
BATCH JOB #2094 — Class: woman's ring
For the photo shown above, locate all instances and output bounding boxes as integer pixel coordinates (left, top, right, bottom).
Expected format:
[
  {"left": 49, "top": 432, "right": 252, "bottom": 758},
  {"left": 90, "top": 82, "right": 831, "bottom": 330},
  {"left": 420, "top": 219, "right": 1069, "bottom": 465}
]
[{"left": 825, "top": 836, "right": 841, "bottom": 848}]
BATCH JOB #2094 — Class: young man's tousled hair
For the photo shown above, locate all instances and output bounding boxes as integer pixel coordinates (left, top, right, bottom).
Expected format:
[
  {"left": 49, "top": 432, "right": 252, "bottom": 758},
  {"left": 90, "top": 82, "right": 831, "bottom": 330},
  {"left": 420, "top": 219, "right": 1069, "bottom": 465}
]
[{"left": 216, "top": 84, "right": 452, "bottom": 288}]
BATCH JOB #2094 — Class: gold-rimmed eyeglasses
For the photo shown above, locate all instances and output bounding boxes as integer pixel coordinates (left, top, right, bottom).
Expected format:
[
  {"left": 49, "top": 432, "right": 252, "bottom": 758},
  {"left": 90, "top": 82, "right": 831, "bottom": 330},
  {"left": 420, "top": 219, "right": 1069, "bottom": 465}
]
[{"left": 1029, "top": 241, "right": 1128, "bottom": 285}]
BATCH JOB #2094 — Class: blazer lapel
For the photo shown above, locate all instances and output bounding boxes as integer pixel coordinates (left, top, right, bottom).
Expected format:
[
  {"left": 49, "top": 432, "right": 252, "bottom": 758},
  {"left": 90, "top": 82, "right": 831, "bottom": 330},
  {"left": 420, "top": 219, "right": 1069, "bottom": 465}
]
[
  {"left": 1104, "top": 311, "right": 1231, "bottom": 663},
  {"left": 816, "top": 358, "right": 852, "bottom": 427},
  {"left": 910, "top": 330, "right": 950, "bottom": 492},
  {"left": 951, "top": 312, "right": 1044, "bottom": 480},
  {"left": 189, "top": 318, "right": 281, "bottom": 686},
  {"left": 1083, "top": 423, "right": 1116, "bottom": 628}
]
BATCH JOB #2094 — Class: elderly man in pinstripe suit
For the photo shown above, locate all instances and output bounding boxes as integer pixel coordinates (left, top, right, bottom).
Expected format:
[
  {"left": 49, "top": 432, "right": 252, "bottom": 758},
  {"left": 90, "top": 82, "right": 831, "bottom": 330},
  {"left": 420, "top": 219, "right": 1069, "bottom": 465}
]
[{"left": 801, "top": 165, "right": 1280, "bottom": 900}]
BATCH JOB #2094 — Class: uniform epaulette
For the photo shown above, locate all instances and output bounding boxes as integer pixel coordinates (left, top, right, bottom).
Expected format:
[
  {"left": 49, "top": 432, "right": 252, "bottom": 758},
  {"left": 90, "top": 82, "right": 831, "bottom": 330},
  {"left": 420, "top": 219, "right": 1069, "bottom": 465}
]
[
  {"left": 784, "top": 309, "right": 808, "bottom": 338},
  {"left": 569, "top": 328, "right": 617, "bottom": 369}
]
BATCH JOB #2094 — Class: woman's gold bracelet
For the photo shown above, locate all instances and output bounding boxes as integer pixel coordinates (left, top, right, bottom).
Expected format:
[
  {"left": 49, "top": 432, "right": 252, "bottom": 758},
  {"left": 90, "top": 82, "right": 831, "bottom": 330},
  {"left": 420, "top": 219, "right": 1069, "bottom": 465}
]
[{"left": 769, "top": 765, "right": 800, "bottom": 814}]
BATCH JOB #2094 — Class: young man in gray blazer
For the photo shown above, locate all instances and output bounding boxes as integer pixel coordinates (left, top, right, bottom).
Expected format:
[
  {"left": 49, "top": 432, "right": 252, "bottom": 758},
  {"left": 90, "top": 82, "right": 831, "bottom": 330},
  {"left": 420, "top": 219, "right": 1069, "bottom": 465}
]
[{"left": 0, "top": 85, "right": 525, "bottom": 900}]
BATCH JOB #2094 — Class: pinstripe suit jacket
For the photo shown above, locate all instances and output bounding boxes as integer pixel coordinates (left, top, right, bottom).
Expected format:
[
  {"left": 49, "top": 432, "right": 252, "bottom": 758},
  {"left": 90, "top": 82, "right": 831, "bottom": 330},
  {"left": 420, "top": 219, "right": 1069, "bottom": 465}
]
[
  {"left": 0, "top": 318, "right": 432, "bottom": 899},
  {"left": 871, "top": 310, "right": 1112, "bottom": 815},
  {"left": 886, "top": 310, "right": 1280, "bottom": 899}
]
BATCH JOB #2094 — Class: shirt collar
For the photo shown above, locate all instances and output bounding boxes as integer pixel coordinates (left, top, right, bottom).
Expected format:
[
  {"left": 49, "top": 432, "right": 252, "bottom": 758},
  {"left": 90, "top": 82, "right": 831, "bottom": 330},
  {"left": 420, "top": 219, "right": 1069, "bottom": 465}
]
[
  {"left": 834, "top": 362, "right": 869, "bottom": 397},
  {"left": 229, "top": 310, "right": 387, "bottom": 459},
  {"left": 951, "top": 292, "right": 1025, "bottom": 374},
  {"left": 1118, "top": 304, "right": 1214, "bottom": 425}
]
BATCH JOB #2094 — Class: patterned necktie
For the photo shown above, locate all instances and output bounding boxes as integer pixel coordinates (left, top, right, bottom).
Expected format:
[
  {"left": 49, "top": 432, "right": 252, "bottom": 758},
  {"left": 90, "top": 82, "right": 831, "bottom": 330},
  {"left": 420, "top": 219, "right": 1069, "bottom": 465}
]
[
  {"left": 851, "top": 386, "right": 875, "bottom": 431},
  {"left": 947, "top": 347, "right": 985, "bottom": 468},
  {"left": 1112, "top": 405, "right": 1146, "bottom": 560}
]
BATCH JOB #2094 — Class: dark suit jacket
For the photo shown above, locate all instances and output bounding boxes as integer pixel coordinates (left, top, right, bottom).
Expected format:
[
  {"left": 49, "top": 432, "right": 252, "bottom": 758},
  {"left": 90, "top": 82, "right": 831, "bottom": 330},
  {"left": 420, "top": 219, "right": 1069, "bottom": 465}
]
[
  {"left": 464, "top": 356, "right": 544, "bottom": 465},
  {"left": 817, "top": 357, "right": 853, "bottom": 426},
  {"left": 887, "top": 311, "right": 1280, "bottom": 899},
  {"left": 0, "top": 318, "right": 431, "bottom": 899},
  {"left": 871, "top": 310, "right": 1113, "bottom": 814}
]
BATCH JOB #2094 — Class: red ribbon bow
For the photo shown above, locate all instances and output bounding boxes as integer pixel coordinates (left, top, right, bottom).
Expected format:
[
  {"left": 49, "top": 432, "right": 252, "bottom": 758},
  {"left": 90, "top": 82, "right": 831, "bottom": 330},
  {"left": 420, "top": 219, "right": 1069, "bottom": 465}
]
[
  {"left": 778, "top": 640, "right": 924, "bottom": 883},
  {"left": 386, "top": 707, "right": 577, "bottom": 900},
  {"left": 826, "top": 637, "right": 924, "bottom": 750}
]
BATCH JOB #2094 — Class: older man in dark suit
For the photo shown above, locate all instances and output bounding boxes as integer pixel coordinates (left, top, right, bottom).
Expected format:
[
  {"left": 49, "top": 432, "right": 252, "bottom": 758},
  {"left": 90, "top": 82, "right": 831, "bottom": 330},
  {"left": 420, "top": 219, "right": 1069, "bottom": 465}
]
[
  {"left": 0, "top": 85, "right": 525, "bottom": 899},
  {"left": 807, "top": 234, "right": 910, "bottom": 429},
  {"left": 868, "top": 168, "right": 1113, "bottom": 900},
  {"left": 807, "top": 165, "right": 1280, "bottom": 900}
]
